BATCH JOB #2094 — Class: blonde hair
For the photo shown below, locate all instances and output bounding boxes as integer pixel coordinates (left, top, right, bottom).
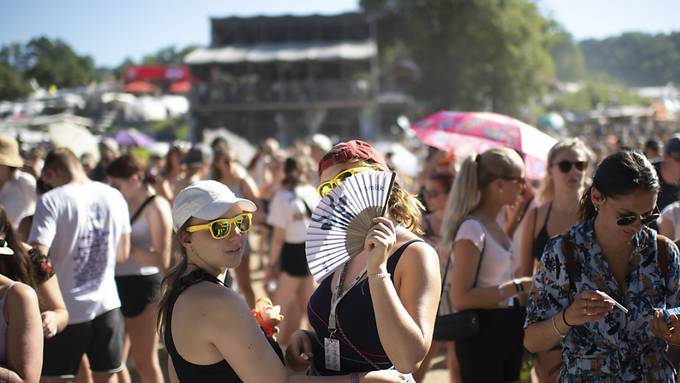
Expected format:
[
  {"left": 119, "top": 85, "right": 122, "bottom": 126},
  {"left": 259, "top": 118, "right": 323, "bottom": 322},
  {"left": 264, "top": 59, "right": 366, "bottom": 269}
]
[
  {"left": 440, "top": 147, "right": 523, "bottom": 251},
  {"left": 537, "top": 138, "right": 593, "bottom": 204}
]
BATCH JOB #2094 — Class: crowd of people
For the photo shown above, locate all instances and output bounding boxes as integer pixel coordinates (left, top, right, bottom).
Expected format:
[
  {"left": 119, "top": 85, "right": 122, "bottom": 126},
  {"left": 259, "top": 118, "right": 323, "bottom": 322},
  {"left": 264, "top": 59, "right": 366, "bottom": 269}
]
[{"left": 3, "top": 128, "right": 680, "bottom": 383}]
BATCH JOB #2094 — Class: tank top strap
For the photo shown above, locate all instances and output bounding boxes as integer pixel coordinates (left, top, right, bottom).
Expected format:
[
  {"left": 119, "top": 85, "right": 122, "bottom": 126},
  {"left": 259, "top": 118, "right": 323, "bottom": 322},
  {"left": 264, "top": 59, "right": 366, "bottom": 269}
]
[
  {"left": 543, "top": 202, "right": 553, "bottom": 228},
  {"left": 386, "top": 239, "right": 425, "bottom": 273}
]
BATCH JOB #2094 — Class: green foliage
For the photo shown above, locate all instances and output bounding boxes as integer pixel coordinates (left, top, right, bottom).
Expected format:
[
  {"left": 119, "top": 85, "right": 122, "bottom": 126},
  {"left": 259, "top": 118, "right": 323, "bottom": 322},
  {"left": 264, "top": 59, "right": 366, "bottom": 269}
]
[
  {"left": 545, "top": 24, "right": 586, "bottom": 82},
  {"left": 362, "top": 0, "right": 555, "bottom": 117},
  {"left": 580, "top": 32, "right": 680, "bottom": 86},
  {"left": 550, "top": 77, "right": 649, "bottom": 113},
  {"left": 0, "top": 36, "right": 96, "bottom": 99},
  {"left": 23, "top": 36, "right": 96, "bottom": 88},
  {"left": 0, "top": 63, "right": 31, "bottom": 100}
]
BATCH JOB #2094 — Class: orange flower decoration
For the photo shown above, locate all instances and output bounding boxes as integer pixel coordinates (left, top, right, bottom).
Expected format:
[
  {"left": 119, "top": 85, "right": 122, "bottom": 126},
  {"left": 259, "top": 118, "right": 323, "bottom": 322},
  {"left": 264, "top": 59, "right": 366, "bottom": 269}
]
[{"left": 252, "top": 297, "right": 284, "bottom": 340}]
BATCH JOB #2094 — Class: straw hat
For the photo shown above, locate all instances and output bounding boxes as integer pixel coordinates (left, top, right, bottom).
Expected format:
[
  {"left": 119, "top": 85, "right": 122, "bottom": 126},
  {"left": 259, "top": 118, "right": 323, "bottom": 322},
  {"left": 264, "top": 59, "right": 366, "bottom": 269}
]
[{"left": 0, "top": 134, "right": 23, "bottom": 168}]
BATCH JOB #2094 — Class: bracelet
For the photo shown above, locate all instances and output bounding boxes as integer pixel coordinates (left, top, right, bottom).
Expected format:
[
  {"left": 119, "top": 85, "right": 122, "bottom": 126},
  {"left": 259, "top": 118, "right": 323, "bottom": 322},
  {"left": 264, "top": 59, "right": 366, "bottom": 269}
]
[
  {"left": 350, "top": 372, "right": 360, "bottom": 383},
  {"left": 551, "top": 315, "right": 566, "bottom": 339},
  {"left": 368, "top": 271, "right": 390, "bottom": 279},
  {"left": 562, "top": 309, "right": 573, "bottom": 327}
]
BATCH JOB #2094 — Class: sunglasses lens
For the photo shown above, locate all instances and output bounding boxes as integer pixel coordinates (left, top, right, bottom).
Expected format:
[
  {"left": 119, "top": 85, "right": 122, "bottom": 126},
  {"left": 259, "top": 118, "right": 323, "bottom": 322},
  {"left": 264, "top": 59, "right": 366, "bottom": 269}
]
[
  {"left": 335, "top": 171, "right": 354, "bottom": 185},
  {"left": 617, "top": 216, "right": 636, "bottom": 226},
  {"left": 235, "top": 215, "right": 252, "bottom": 233},
  {"left": 318, "top": 183, "right": 333, "bottom": 197},
  {"left": 574, "top": 161, "right": 587, "bottom": 171},
  {"left": 557, "top": 161, "right": 572, "bottom": 173},
  {"left": 210, "top": 220, "right": 231, "bottom": 238}
]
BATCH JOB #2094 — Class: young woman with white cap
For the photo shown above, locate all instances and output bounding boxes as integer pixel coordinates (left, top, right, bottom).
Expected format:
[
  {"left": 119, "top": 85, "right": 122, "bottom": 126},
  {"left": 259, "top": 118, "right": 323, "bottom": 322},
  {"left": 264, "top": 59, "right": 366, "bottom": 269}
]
[{"left": 158, "top": 180, "right": 406, "bottom": 383}]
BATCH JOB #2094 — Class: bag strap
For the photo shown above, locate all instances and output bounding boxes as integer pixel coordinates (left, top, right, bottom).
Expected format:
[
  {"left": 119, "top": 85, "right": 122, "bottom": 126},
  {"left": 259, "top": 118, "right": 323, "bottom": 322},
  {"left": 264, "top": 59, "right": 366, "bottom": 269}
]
[
  {"left": 657, "top": 234, "right": 671, "bottom": 281},
  {"left": 130, "top": 194, "right": 157, "bottom": 224},
  {"left": 439, "top": 218, "right": 487, "bottom": 305},
  {"left": 560, "top": 233, "right": 578, "bottom": 294}
]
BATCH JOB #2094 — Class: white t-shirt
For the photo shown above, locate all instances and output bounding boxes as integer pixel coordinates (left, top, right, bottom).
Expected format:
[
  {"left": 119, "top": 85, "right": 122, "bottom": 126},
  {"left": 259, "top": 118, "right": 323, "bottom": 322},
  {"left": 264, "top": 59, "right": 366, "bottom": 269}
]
[
  {"left": 661, "top": 202, "right": 680, "bottom": 241},
  {"left": 0, "top": 170, "right": 36, "bottom": 229},
  {"left": 454, "top": 219, "right": 515, "bottom": 288},
  {"left": 267, "top": 185, "right": 319, "bottom": 243},
  {"left": 29, "top": 182, "right": 131, "bottom": 324}
]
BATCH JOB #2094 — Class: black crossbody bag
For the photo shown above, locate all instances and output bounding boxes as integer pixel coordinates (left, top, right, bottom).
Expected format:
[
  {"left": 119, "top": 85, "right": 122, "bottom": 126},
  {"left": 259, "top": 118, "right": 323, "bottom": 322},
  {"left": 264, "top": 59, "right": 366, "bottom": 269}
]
[{"left": 433, "top": 220, "right": 486, "bottom": 341}]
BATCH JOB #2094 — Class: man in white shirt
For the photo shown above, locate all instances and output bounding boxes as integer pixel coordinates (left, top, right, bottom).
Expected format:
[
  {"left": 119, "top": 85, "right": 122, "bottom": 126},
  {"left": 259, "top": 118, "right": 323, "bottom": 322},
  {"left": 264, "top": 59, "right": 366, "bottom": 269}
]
[
  {"left": 0, "top": 134, "right": 36, "bottom": 229},
  {"left": 29, "top": 148, "right": 131, "bottom": 383}
]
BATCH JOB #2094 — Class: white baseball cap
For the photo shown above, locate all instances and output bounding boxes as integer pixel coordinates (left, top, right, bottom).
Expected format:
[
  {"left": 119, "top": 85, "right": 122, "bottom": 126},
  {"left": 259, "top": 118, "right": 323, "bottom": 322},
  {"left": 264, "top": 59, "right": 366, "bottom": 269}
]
[{"left": 171, "top": 180, "right": 257, "bottom": 231}]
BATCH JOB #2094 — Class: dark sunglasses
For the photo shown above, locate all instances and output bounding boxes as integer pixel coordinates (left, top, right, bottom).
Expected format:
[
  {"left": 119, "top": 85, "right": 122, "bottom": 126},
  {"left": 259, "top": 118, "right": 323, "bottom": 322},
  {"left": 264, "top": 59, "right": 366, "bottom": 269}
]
[
  {"left": 556, "top": 160, "right": 587, "bottom": 173},
  {"left": 616, "top": 207, "right": 660, "bottom": 226}
]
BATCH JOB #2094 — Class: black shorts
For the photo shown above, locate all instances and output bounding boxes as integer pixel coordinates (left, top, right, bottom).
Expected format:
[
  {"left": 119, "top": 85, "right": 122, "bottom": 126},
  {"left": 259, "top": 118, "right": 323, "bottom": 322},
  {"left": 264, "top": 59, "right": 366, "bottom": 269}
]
[
  {"left": 280, "top": 242, "right": 310, "bottom": 277},
  {"left": 115, "top": 273, "right": 162, "bottom": 318},
  {"left": 42, "top": 308, "right": 125, "bottom": 378},
  {"left": 455, "top": 306, "right": 526, "bottom": 382}
]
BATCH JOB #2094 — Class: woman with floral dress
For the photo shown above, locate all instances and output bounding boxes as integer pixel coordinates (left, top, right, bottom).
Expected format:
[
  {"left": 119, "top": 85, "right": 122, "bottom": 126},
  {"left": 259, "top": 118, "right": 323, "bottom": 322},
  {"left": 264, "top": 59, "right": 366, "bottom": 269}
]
[{"left": 525, "top": 150, "right": 680, "bottom": 382}]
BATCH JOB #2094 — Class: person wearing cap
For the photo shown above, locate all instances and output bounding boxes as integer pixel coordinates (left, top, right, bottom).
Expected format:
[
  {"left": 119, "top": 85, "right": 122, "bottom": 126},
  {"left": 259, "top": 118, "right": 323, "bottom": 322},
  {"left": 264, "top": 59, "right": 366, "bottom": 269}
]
[
  {"left": 28, "top": 148, "right": 131, "bottom": 382},
  {"left": 652, "top": 135, "right": 680, "bottom": 212},
  {"left": 0, "top": 134, "right": 37, "bottom": 231},
  {"left": 158, "top": 180, "right": 406, "bottom": 383},
  {"left": 285, "top": 140, "right": 441, "bottom": 377}
]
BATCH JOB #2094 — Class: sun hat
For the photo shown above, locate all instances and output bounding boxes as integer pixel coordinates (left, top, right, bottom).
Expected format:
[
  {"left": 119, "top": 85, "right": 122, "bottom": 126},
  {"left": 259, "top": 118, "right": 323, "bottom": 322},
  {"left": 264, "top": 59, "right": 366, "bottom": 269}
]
[{"left": 0, "top": 134, "right": 23, "bottom": 168}]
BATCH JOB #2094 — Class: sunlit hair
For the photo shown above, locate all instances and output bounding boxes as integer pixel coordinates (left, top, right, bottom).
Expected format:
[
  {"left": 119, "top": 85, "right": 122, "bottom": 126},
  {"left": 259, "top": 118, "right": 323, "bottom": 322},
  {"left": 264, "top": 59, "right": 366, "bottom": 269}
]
[
  {"left": 211, "top": 147, "right": 238, "bottom": 181},
  {"left": 43, "top": 148, "right": 84, "bottom": 181},
  {"left": 537, "top": 138, "right": 593, "bottom": 204},
  {"left": 282, "top": 156, "right": 309, "bottom": 189},
  {"left": 105, "top": 153, "right": 145, "bottom": 180},
  {"left": 157, "top": 223, "right": 190, "bottom": 334},
  {"left": 579, "top": 150, "right": 659, "bottom": 222},
  {"left": 328, "top": 160, "right": 424, "bottom": 234},
  {"left": 440, "top": 147, "right": 524, "bottom": 252}
]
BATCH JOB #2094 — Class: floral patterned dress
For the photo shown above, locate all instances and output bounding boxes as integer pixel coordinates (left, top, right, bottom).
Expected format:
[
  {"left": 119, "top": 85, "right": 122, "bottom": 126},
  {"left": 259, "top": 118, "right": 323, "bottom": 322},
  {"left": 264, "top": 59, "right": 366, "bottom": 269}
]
[{"left": 526, "top": 218, "right": 680, "bottom": 382}]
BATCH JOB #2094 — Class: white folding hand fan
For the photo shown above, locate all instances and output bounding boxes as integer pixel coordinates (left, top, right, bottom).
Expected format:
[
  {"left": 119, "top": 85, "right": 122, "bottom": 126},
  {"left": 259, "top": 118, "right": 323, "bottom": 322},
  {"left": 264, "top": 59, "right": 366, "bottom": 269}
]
[{"left": 305, "top": 171, "right": 396, "bottom": 283}]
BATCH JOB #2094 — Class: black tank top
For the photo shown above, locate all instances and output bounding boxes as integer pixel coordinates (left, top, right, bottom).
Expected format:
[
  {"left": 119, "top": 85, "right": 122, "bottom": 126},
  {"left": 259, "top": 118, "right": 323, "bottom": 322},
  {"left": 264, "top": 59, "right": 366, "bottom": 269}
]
[
  {"left": 164, "top": 269, "right": 283, "bottom": 382},
  {"left": 532, "top": 202, "right": 553, "bottom": 261},
  {"left": 307, "top": 239, "right": 424, "bottom": 375}
]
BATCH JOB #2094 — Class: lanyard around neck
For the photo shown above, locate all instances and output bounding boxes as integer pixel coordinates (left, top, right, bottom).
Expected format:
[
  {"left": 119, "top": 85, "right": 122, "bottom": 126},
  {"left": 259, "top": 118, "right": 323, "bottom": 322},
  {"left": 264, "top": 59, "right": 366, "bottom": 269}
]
[{"left": 328, "top": 261, "right": 367, "bottom": 334}]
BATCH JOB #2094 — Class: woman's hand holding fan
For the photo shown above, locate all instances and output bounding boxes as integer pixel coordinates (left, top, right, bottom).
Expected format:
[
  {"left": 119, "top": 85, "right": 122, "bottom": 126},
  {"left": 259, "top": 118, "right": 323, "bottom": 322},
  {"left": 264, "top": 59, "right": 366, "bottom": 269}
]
[{"left": 364, "top": 217, "right": 397, "bottom": 273}]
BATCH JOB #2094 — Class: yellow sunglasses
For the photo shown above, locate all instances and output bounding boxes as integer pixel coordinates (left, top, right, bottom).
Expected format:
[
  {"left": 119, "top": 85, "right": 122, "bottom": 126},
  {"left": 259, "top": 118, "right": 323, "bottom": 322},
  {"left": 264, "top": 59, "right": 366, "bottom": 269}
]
[
  {"left": 316, "top": 167, "right": 374, "bottom": 197},
  {"left": 185, "top": 213, "right": 253, "bottom": 239}
]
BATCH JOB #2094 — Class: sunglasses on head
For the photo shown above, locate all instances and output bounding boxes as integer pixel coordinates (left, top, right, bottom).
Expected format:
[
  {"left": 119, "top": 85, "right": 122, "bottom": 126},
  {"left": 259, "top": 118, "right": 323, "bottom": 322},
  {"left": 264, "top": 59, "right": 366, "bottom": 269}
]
[
  {"left": 555, "top": 160, "right": 588, "bottom": 173},
  {"left": 185, "top": 213, "right": 253, "bottom": 239},
  {"left": 316, "top": 167, "right": 374, "bottom": 197},
  {"left": 615, "top": 207, "right": 660, "bottom": 226}
]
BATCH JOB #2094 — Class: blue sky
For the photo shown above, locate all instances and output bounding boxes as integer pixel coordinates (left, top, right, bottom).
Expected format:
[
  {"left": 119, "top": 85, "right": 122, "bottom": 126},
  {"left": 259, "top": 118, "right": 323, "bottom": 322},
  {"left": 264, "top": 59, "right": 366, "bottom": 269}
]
[{"left": 2, "top": 0, "right": 679, "bottom": 67}]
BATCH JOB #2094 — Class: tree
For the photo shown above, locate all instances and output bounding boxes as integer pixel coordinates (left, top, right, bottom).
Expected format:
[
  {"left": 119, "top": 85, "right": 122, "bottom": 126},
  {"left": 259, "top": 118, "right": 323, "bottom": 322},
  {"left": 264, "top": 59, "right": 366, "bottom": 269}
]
[
  {"left": 580, "top": 32, "right": 680, "bottom": 86},
  {"left": 22, "top": 36, "right": 96, "bottom": 88},
  {"left": 362, "top": 0, "right": 555, "bottom": 117},
  {"left": 545, "top": 23, "right": 585, "bottom": 82},
  {"left": 0, "top": 63, "right": 31, "bottom": 100}
]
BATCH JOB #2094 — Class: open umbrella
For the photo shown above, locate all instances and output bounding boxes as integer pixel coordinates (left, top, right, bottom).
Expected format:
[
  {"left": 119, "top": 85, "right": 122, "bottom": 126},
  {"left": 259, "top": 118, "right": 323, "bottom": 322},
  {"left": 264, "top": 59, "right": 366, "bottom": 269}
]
[
  {"left": 111, "top": 129, "right": 155, "bottom": 148},
  {"left": 411, "top": 111, "right": 557, "bottom": 180},
  {"left": 48, "top": 122, "right": 99, "bottom": 161},
  {"left": 123, "top": 81, "right": 157, "bottom": 94}
]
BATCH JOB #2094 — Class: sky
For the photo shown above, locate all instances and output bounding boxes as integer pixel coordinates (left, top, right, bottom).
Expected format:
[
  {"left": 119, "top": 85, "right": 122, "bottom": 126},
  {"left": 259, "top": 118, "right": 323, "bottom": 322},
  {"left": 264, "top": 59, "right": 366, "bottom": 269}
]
[{"left": 2, "top": 0, "right": 679, "bottom": 68}]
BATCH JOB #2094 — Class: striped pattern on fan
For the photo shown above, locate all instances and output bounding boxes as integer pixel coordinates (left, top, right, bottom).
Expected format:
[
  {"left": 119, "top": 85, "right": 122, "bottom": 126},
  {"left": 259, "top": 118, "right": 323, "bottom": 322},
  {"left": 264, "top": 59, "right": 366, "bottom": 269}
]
[{"left": 305, "top": 171, "right": 396, "bottom": 283}]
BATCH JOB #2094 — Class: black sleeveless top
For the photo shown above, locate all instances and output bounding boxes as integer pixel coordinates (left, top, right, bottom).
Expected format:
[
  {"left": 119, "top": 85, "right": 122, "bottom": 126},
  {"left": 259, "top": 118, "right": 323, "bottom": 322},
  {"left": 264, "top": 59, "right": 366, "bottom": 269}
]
[
  {"left": 532, "top": 202, "right": 553, "bottom": 261},
  {"left": 307, "top": 239, "right": 424, "bottom": 375},
  {"left": 164, "top": 269, "right": 283, "bottom": 382}
]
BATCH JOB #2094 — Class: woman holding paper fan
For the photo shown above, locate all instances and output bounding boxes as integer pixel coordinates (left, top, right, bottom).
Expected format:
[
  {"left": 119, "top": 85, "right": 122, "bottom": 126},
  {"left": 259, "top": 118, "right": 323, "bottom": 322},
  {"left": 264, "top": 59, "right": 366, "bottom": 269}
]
[
  {"left": 525, "top": 150, "right": 680, "bottom": 382},
  {"left": 439, "top": 147, "right": 533, "bottom": 382},
  {"left": 286, "top": 140, "right": 441, "bottom": 378},
  {"left": 157, "top": 180, "right": 406, "bottom": 383},
  {"left": 266, "top": 157, "right": 319, "bottom": 346}
]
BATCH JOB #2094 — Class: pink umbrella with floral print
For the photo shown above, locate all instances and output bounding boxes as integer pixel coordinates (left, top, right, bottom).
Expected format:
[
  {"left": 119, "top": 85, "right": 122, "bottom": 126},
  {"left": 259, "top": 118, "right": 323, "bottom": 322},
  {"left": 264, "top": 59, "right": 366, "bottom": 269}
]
[{"left": 411, "top": 111, "right": 557, "bottom": 180}]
